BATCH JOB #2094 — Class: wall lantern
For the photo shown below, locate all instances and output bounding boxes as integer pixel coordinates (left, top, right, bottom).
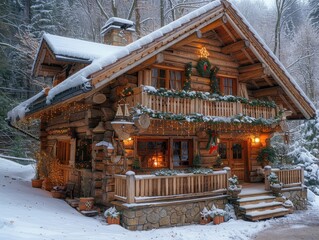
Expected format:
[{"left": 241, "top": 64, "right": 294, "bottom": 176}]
[{"left": 254, "top": 136, "right": 260, "bottom": 143}]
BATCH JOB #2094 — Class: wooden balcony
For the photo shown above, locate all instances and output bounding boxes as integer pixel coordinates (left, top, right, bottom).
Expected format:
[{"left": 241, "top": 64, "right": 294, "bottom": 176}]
[
  {"left": 114, "top": 169, "right": 230, "bottom": 204},
  {"left": 126, "top": 86, "right": 277, "bottom": 120}
]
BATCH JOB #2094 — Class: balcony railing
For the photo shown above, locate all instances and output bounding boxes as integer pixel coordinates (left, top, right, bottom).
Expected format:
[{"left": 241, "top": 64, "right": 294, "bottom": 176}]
[
  {"left": 264, "top": 166, "right": 304, "bottom": 190},
  {"left": 114, "top": 169, "right": 230, "bottom": 204},
  {"left": 126, "top": 86, "right": 277, "bottom": 119}
]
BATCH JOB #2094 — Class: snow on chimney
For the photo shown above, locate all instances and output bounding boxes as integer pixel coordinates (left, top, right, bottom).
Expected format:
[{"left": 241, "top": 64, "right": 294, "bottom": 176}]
[{"left": 101, "top": 17, "right": 135, "bottom": 46}]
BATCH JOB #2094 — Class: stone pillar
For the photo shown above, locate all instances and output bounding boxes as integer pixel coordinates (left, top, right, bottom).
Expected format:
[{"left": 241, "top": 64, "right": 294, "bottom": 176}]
[
  {"left": 126, "top": 171, "right": 136, "bottom": 203},
  {"left": 264, "top": 165, "right": 271, "bottom": 191}
]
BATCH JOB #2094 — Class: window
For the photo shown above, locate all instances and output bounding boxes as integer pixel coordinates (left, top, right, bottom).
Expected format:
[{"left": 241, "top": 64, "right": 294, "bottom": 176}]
[
  {"left": 56, "top": 140, "right": 70, "bottom": 165},
  {"left": 232, "top": 143, "right": 242, "bottom": 159},
  {"left": 75, "top": 138, "right": 92, "bottom": 169},
  {"left": 218, "top": 143, "right": 227, "bottom": 160},
  {"left": 137, "top": 140, "right": 169, "bottom": 168},
  {"left": 218, "top": 77, "right": 237, "bottom": 95},
  {"left": 173, "top": 140, "right": 192, "bottom": 167},
  {"left": 151, "top": 68, "right": 183, "bottom": 90}
]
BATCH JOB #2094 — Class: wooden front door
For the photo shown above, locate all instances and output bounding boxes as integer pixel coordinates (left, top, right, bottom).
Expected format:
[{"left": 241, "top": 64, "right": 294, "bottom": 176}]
[{"left": 219, "top": 140, "right": 247, "bottom": 181}]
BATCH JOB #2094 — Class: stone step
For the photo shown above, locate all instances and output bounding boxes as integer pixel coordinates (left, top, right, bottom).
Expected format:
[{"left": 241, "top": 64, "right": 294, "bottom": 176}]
[
  {"left": 239, "top": 190, "right": 272, "bottom": 198},
  {"left": 239, "top": 201, "right": 283, "bottom": 213},
  {"left": 245, "top": 207, "right": 290, "bottom": 221},
  {"left": 236, "top": 195, "right": 276, "bottom": 206}
]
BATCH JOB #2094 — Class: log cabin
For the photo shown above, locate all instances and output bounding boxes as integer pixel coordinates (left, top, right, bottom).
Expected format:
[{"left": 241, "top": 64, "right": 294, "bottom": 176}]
[{"left": 7, "top": 0, "right": 315, "bottom": 229}]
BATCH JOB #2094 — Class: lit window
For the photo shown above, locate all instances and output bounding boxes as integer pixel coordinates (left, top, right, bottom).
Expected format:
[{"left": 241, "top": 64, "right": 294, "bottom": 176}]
[{"left": 137, "top": 140, "right": 169, "bottom": 168}]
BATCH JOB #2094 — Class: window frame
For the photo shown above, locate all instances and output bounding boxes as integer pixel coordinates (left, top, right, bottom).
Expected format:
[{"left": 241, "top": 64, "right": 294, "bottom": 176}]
[
  {"left": 151, "top": 67, "right": 184, "bottom": 90},
  {"left": 135, "top": 137, "right": 194, "bottom": 170},
  {"left": 218, "top": 76, "right": 237, "bottom": 96}
]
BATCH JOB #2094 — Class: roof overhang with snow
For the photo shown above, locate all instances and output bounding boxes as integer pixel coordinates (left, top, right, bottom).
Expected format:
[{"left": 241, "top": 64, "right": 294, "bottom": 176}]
[{"left": 9, "top": 0, "right": 316, "bottom": 123}]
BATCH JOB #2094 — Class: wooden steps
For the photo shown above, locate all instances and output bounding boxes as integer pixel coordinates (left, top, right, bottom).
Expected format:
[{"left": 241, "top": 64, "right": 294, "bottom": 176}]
[{"left": 235, "top": 191, "right": 290, "bottom": 221}]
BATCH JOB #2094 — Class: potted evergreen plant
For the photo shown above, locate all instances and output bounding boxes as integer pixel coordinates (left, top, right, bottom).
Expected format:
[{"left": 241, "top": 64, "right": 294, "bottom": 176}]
[
  {"left": 227, "top": 175, "right": 242, "bottom": 198},
  {"left": 199, "top": 207, "right": 211, "bottom": 225},
  {"left": 257, "top": 146, "right": 277, "bottom": 167},
  {"left": 79, "top": 176, "right": 94, "bottom": 211},
  {"left": 104, "top": 207, "right": 120, "bottom": 224},
  {"left": 210, "top": 204, "right": 226, "bottom": 225},
  {"left": 268, "top": 172, "right": 282, "bottom": 197}
]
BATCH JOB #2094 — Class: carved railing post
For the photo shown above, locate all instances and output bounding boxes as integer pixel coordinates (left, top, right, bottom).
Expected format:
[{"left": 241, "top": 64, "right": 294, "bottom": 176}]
[
  {"left": 223, "top": 167, "right": 231, "bottom": 189},
  {"left": 264, "top": 165, "right": 271, "bottom": 191},
  {"left": 126, "top": 171, "right": 136, "bottom": 204}
]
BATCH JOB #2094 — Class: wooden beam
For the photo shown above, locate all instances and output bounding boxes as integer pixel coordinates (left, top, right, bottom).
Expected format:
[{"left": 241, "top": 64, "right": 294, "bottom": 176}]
[
  {"left": 221, "top": 40, "right": 249, "bottom": 54},
  {"left": 221, "top": 24, "right": 236, "bottom": 42},
  {"left": 279, "top": 94, "right": 297, "bottom": 115},
  {"left": 252, "top": 86, "right": 282, "bottom": 98},
  {"left": 263, "top": 76, "right": 274, "bottom": 86},
  {"left": 200, "top": 18, "right": 225, "bottom": 34},
  {"left": 238, "top": 63, "right": 263, "bottom": 73},
  {"left": 125, "top": 55, "right": 157, "bottom": 74},
  {"left": 41, "top": 64, "right": 63, "bottom": 73},
  {"left": 241, "top": 48, "right": 254, "bottom": 64},
  {"left": 238, "top": 68, "right": 264, "bottom": 82}
]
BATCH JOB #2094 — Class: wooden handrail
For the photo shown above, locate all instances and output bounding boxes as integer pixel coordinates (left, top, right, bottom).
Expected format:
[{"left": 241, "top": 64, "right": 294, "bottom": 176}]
[
  {"left": 264, "top": 166, "right": 304, "bottom": 190},
  {"left": 126, "top": 86, "right": 277, "bottom": 119},
  {"left": 114, "top": 169, "right": 230, "bottom": 203}
]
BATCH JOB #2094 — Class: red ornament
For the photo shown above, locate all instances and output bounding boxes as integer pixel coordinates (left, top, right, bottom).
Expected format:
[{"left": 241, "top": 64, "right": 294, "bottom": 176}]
[
  {"left": 209, "top": 145, "right": 218, "bottom": 154},
  {"left": 203, "top": 63, "right": 207, "bottom": 71}
]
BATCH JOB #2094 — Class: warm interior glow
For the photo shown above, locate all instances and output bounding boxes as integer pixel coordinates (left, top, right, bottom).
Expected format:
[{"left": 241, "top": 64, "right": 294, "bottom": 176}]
[
  {"left": 127, "top": 137, "right": 132, "bottom": 141},
  {"left": 254, "top": 137, "right": 260, "bottom": 143}
]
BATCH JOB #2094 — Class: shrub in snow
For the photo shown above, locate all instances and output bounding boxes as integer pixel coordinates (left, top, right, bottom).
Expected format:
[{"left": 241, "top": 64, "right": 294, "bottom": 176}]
[
  {"left": 104, "top": 207, "right": 120, "bottom": 219},
  {"left": 200, "top": 207, "right": 210, "bottom": 220},
  {"left": 210, "top": 204, "right": 226, "bottom": 217},
  {"left": 224, "top": 204, "right": 237, "bottom": 221},
  {"left": 267, "top": 172, "right": 280, "bottom": 185},
  {"left": 153, "top": 169, "right": 180, "bottom": 176}
]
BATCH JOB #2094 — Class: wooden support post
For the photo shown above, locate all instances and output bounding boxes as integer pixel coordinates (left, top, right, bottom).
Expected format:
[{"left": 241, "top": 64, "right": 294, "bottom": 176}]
[
  {"left": 223, "top": 167, "right": 231, "bottom": 189},
  {"left": 264, "top": 166, "right": 271, "bottom": 191},
  {"left": 299, "top": 166, "right": 304, "bottom": 185},
  {"left": 126, "top": 171, "right": 136, "bottom": 204}
]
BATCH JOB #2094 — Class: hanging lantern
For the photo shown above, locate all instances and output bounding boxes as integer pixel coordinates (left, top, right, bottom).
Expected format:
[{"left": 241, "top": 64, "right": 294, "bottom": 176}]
[{"left": 111, "top": 104, "right": 135, "bottom": 140}]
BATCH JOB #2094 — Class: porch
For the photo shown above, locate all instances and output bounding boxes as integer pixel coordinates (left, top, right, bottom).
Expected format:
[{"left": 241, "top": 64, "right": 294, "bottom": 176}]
[
  {"left": 112, "top": 166, "right": 306, "bottom": 230},
  {"left": 113, "top": 166, "right": 304, "bottom": 204}
]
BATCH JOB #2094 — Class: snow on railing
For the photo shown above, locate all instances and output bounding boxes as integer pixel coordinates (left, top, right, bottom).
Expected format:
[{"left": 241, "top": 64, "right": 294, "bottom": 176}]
[
  {"left": 114, "top": 168, "right": 230, "bottom": 204},
  {"left": 264, "top": 166, "right": 304, "bottom": 190}
]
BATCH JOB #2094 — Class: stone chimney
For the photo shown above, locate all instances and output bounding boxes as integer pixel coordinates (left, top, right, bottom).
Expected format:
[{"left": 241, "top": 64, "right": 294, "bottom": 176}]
[{"left": 101, "top": 17, "right": 135, "bottom": 46}]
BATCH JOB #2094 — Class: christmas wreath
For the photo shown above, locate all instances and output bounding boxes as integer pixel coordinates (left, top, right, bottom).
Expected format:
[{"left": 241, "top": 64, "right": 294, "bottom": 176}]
[
  {"left": 196, "top": 58, "right": 211, "bottom": 77},
  {"left": 206, "top": 129, "right": 219, "bottom": 154}
]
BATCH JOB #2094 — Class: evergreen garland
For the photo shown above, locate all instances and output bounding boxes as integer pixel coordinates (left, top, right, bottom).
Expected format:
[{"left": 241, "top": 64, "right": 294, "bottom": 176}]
[
  {"left": 196, "top": 58, "right": 211, "bottom": 77},
  {"left": 184, "top": 62, "right": 192, "bottom": 91},
  {"left": 132, "top": 105, "right": 281, "bottom": 126},
  {"left": 143, "top": 87, "right": 278, "bottom": 108},
  {"left": 210, "top": 66, "right": 220, "bottom": 94}
]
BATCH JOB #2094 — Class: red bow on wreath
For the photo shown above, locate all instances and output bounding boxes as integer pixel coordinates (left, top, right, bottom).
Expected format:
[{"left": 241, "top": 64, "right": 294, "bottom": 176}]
[{"left": 206, "top": 130, "right": 219, "bottom": 154}]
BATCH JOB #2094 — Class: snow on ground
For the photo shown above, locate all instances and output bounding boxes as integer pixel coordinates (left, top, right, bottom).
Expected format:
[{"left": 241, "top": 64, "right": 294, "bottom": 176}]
[{"left": 3, "top": 157, "right": 316, "bottom": 240}]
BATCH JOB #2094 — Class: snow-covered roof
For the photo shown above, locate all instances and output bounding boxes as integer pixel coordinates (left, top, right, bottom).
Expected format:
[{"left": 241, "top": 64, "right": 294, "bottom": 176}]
[
  {"left": 43, "top": 33, "right": 124, "bottom": 61},
  {"left": 9, "top": 0, "right": 316, "bottom": 122}
]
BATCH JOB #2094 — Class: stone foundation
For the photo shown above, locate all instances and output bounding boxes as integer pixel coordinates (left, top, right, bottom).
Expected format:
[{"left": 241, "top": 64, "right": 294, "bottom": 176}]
[
  {"left": 114, "top": 195, "right": 228, "bottom": 230},
  {"left": 281, "top": 186, "right": 308, "bottom": 210}
]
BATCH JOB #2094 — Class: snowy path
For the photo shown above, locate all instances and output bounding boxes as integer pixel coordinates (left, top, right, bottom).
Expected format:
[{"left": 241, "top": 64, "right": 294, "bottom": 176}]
[{"left": 0, "top": 157, "right": 316, "bottom": 240}]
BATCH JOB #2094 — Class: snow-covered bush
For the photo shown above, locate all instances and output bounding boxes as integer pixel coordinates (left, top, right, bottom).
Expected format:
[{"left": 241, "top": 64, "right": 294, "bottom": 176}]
[{"left": 104, "top": 207, "right": 120, "bottom": 219}]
